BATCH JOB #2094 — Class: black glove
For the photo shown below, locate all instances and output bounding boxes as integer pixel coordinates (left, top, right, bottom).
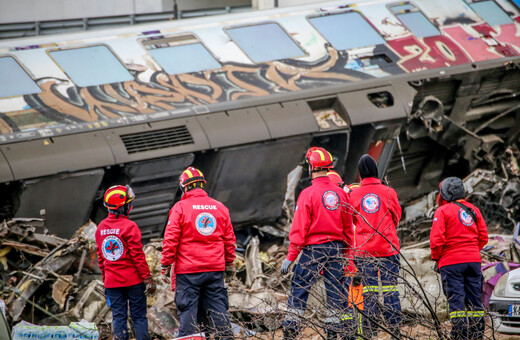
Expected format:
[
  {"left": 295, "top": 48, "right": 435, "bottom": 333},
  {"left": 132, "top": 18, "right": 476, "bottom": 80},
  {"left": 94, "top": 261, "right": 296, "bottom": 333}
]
[
  {"left": 161, "top": 264, "right": 171, "bottom": 284},
  {"left": 144, "top": 276, "right": 156, "bottom": 295},
  {"left": 225, "top": 263, "right": 236, "bottom": 281},
  {"left": 434, "top": 262, "right": 440, "bottom": 273}
]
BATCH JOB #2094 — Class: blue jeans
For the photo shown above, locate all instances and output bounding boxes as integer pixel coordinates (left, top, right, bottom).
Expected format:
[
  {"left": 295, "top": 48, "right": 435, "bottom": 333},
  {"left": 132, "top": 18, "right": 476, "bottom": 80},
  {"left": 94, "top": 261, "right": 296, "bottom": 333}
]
[
  {"left": 355, "top": 255, "right": 402, "bottom": 335},
  {"left": 440, "top": 262, "right": 484, "bottom": 340},
  {"left": 283, "top": 241, "right": 353, "bottom": 336},
  {"left": 105, "top": 282, "right": 148, "bottom": 340}
]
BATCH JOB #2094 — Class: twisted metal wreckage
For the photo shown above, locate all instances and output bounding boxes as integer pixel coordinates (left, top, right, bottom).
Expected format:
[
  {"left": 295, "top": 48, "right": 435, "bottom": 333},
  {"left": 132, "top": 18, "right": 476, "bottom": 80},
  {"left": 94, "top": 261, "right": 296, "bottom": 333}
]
[
  {"left": 1, "top": 158, "right": 520, "bottom": 339},
  {"left": 1, "top": 1, "right": 520, "bottom": 336}
]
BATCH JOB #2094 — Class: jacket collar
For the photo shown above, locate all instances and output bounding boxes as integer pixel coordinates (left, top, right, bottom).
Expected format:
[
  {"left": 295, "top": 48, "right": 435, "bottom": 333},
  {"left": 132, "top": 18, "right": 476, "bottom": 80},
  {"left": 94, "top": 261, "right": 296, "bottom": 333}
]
[
  {"left": 361, "top": 177, "right": 381, "bottom": 186},
  {"left": 181, "top": 188, "right": 208, "bottom": 200},
  {"left": 312, "top": 176, "right": 332, "bottom": 185},
  {"left": 108, "top": 213, "right": 129, "bottom": 220}
]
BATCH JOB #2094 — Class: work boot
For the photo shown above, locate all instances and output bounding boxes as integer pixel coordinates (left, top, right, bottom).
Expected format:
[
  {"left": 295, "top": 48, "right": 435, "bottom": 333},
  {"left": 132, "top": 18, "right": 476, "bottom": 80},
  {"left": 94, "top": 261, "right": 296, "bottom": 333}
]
[{"left": 283, "top": 327, "right": 298, "bottom": 340}]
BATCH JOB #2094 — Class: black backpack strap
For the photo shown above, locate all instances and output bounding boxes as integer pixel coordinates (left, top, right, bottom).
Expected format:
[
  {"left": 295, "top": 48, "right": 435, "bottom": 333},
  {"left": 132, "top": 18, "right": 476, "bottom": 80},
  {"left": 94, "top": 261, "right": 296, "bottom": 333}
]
[{"left": 453, "top": 201, "right": 477, "bottom": 223}]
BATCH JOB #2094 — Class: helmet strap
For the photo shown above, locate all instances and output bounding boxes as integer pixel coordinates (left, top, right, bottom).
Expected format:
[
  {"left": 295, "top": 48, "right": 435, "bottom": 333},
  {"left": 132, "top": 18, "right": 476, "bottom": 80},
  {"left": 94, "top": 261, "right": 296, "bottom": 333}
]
[{"left": 184, "top": 182, "right": 204, "bottom": 192}]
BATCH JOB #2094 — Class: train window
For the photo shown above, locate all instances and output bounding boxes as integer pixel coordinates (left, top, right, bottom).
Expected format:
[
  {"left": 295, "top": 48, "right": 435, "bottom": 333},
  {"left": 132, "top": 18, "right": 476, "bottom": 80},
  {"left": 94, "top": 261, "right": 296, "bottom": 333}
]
[
  {"left": 225, "top": 23, "right": 305, "bottom": 63},
  {"left": 0, "top": 56, "right": 41, "bottom": 98},
  {"left": 389, "top": 3, "right": 440, "bottom": 38},
  {"left": 308, "top": 12, "right": 385, "bottom": 50},
  {"left": 145, "top": 37, "right": 220, "bottom": 75},
  {"left": 469, "top": 1, "right": 513, "bottom": 26},
  {"left": 396, "top": 12, "right": 440, "bottom": 37},
  {"left": 49, "top": 45, "right": 133, "bottom": 87}
]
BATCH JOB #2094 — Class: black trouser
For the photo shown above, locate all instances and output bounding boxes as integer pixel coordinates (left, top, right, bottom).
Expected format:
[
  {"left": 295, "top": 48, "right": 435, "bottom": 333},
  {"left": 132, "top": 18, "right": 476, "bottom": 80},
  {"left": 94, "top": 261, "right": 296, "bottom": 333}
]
[
  {"left": 105, "top": 283, "right": 148, "bottom": 340},
  {"left": 440, "top": 262, "right": 484, "bottom": 340},
  {"left": 175, "top": 271, "right": 233, "bottom": 339}
]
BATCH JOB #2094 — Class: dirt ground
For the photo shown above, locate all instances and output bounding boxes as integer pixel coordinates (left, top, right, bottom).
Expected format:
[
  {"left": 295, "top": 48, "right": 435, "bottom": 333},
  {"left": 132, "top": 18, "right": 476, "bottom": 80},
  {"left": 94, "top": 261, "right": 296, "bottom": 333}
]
[{"left": 250, "top": 324, "right": 520, "bottom": 339}]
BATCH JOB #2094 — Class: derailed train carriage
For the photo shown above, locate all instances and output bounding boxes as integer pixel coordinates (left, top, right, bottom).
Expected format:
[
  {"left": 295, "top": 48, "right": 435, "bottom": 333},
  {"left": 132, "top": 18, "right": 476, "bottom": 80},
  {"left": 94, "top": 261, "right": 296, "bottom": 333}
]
[{"left": 0, "top": 0, "right": 520, "bottom": 241}]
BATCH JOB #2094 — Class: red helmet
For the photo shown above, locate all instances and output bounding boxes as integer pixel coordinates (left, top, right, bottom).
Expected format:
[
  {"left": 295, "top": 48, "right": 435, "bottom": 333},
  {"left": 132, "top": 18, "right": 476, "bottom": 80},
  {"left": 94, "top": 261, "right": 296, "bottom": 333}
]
[
  {"left": 306, "top": 147, "right": 334, "bottom": 171},
  {"left": 179, "top": 167, "right": 206, "bottom": 189},
  {"left": 104, "top": 185, "right": 135, "bottom": 209},
  {"left": 327, "top": 170, "right": 344, "bottom": 187}
]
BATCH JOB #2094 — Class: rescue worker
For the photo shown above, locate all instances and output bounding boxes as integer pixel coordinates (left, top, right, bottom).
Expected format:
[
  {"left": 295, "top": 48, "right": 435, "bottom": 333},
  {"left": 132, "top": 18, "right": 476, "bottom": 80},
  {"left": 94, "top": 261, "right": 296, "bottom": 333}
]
[
  {"left": 430, "top": 177, "right": 488, "bottom": 340},
  {"left": 349, "top": 154, "right": 402, "bottom": 337},
  {"left": 281, "top": 147, "right": 355, "bottom": 340},
  {"left": 95, "top": 185, "right": 156, "bottom": 340},
  {"left": 161, "top": 167, "right": 236, "bottom": 339},
  {"left": 328, "top": 170, "right": 365, "bottom": 338}
]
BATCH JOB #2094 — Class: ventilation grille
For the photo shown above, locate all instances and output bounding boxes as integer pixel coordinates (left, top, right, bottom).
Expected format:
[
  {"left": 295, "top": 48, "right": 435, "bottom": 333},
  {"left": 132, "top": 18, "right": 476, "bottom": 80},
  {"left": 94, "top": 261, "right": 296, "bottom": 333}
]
[{"left": 121, "top": 126, "right": 194, "bottom": 154}]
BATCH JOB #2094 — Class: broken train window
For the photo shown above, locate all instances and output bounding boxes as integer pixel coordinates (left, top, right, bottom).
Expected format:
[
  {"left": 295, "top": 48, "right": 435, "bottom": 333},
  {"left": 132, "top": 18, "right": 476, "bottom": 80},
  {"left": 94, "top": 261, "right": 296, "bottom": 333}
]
[
  {"left": 0, "top": 56, "right": 41, "bottom": 98},
  {"left": 388, "top": 2, "right": 441, "bottom": 38},
  {"left": 48, "top": 45, "right": 134, "bottom": 87},
  {"left": 225, "top": 22, "right": 306, "bottom": 63},
  {"left": 141, "top": 34, "right": 221, "bottom": 75},
  {"left": 308, "top": 11, "right": 385, "bottom": 50}
]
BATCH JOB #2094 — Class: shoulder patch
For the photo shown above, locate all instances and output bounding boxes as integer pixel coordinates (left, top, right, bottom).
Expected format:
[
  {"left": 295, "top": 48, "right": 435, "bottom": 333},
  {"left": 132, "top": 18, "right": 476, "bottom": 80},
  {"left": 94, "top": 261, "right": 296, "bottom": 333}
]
[
  {"left": 361, "top": 193, "right": 381, "bottom": 214},
  {"left": 322, "top": 191, "right": 340, "bottom": 211},
  {"left": 195, "top": 212, "right": 217, "bottom": 236},
  {"left": 102, "top": 235, "right": 124, "bottom": 261},
  {"left": 458, "top": 208, "right": 474, "bottom": 226}
]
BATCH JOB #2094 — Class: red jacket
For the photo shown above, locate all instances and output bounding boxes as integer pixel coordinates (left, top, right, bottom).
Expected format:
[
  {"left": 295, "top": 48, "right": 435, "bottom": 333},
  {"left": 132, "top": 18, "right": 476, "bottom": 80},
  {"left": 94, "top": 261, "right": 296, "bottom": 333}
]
[
  {"left": 430, "top": 200, "right": 488, "bottom": 268},
  {"left": 287, "top": 176, "right": 354, "bottom": 262},
  {"left": 349, "top": 178, "right": 402, "bottom": 257},
  {"left": 161, "top": 189, "right": 236, "bottom": 274},
  {"left": 95, "top": 214, "right": 151, "bottom": 288}
]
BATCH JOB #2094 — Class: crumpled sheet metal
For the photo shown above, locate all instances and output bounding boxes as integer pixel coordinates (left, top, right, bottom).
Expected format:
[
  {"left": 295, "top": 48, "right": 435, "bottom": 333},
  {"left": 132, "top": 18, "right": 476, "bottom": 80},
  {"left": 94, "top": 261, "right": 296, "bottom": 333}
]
[
  {"left": 7, "top": 246, "right": 78, "bottom": 321},
  {"left": 148, "top": 289, "right": 179, "bottom": 339},
  {"left": 52, "top": 275, "right": 74, "bottom": 310},
  {"left": 282, "top": 166, "right": 303, "bottom": 229},
  {"left": 399, "top": 247, "right": 447, "bottom": 316},
  {"left": 245, "top": 236, "right": 265, "bottom": 290},
  {"left": 4, "top": 220, "right": 99, "bottom": 323},
  {"left": 463, "top": 169, "right": 501, "bottom": 196},
  {"left": 69, "top": 280, "right": 111, "bottom": 324},
  {"left": 403, "top": 191, "right": 437, "bottom": 224},
  {"left": 229, "top": 289, "right": 286, "bottom": 315}
]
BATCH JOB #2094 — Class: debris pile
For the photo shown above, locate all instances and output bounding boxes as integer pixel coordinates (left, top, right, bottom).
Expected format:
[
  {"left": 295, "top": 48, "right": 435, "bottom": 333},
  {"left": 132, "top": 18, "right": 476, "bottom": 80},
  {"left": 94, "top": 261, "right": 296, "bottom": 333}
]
[
  {"left": 142, "top": 234, "right": 292, "bottom": 338},
  {"left": 3, "top": 166, "right": 520, "bottom": 338},
  {"left": 399, "top": 168, "right": 520, "bottom": 246},
  {"left": 0, "top": 214, "right": 295, "bottom": 338},
  {"left": 0, "top": 218, "right": 107, "bottom": 331}
]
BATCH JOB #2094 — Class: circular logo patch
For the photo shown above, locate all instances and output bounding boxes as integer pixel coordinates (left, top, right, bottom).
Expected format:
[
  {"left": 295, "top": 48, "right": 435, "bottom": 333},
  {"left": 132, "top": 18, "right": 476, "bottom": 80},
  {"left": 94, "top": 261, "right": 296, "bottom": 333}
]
[
  {"left": 458, "top": 208, "right": 474, "bottom": 226},
  {"left": 362, "top": 193, "right": 380, "bottom": 214},
  {"left": 196, "top": 212, "right": 217, "bottom": 236},
  {"left": 102, "top": 235, "right": 124, "bottom": 261},
  {"left": 322, "top": 191, "right": 340, "bottom": 211}
]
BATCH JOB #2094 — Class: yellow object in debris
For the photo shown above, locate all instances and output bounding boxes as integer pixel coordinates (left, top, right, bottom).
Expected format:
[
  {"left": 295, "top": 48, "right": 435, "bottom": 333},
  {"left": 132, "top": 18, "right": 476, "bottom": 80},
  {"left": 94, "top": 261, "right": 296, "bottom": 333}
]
[{"left": 0, "top": 246, "right": 11, "bottom": 271}]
